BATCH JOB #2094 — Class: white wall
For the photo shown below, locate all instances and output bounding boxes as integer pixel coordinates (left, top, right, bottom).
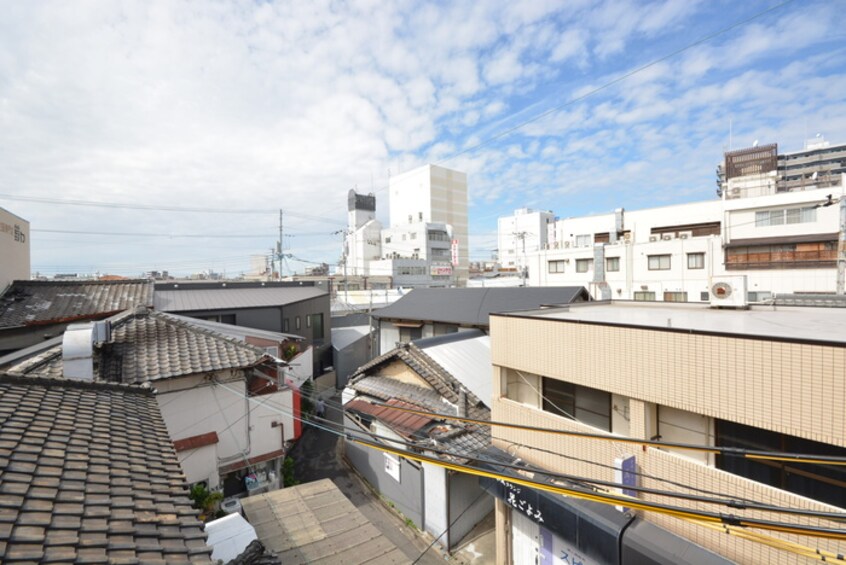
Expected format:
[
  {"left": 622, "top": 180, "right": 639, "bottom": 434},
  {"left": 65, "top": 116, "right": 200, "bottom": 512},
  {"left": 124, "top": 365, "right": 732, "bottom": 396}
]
[
  {"left": 178, "top": 444, "right": 220, "bottom": 489},
  {"left": 0, "top": 207, "right": 30, "bottom": 289},
  {"left": 498, "top": 208, "right": 554, "bottom": 269},
  {"left": 423, "top": 462, "right": 448, "bottom": 547},
  {"left": 249, "top": 388, "right": 294, "bottom": 454}
]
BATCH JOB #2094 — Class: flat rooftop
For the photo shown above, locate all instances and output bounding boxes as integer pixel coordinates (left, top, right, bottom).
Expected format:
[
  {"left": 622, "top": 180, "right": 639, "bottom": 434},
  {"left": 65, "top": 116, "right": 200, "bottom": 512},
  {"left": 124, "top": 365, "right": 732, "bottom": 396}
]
[{"left": 496, "top": 301, "right": 846, "bottom": 346}]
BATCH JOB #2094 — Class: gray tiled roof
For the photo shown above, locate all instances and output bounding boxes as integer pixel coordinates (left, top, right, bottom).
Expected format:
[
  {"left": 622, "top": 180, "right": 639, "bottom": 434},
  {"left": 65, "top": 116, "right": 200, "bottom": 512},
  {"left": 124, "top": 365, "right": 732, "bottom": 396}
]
[
  {"left": 154, "top": 286, "right": 326, "bottom": 312},
  {"left": 0, "top": 373, "right": 213, "bottom": 563},
  {"left": 371, "top": 286, "right": 590, "bottom": 326},
  {"left": 348, "top": 338, "right": 492, "bottom": 460},
  {"left": 1, "top": 309, "right": 272, "bottom": 384},
  {"left": 0, "top": 280, "right": 153, "bottom": 329}
]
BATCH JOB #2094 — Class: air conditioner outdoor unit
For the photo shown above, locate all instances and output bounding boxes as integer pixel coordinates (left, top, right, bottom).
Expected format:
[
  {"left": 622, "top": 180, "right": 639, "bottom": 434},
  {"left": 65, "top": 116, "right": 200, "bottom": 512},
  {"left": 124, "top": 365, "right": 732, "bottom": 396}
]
[
  {"left": 661, "top": 234, "right": 673, "bottom": 241},
  {"left": 553, "top": 242, "right": 560, "bottom": 249},
  {"left": 564, "top": 241, "right": 571, "bottom": 248},
  {"left": 649, "top": 236, "right": 658, "bottom": 242},
  {"left": 623, "top": 233, "right": 632, "bottom": 242},
  {"left": 709, "top": 275, "right": 748, "bottom": 309},
  {"left": 678, "top": 231, "right": 692, "bottom": 239}
]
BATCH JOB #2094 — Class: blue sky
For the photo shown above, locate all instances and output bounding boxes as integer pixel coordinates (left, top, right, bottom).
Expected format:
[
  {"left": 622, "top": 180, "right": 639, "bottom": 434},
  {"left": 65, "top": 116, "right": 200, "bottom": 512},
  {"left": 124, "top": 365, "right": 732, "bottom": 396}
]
[{"left": 1, "top": 0, "right": 844, "bottom": 276}]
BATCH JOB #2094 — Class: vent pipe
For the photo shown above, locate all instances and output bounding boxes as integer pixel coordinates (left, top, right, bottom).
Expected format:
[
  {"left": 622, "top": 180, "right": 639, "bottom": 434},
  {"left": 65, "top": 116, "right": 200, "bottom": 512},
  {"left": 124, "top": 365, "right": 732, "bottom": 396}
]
[{"left": 62, "top": 321, "right": 111, "bottom": 381}]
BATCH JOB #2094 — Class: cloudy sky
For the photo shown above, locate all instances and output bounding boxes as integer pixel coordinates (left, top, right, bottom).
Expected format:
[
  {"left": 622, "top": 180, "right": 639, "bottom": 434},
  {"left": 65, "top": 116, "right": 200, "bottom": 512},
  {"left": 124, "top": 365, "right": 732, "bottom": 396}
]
[{"left": 1, "top": 0, "right": 844, "bottom": 277}]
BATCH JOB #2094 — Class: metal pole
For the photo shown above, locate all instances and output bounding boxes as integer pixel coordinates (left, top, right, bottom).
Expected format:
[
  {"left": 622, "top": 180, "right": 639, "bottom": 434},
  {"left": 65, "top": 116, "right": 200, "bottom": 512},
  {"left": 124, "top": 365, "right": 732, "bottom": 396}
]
[
  {"left": 837, "top": 196, "right": 846, "bottom": 295},
  {"left": 278, "top": 210, "right": 284, "bottom": 278}
]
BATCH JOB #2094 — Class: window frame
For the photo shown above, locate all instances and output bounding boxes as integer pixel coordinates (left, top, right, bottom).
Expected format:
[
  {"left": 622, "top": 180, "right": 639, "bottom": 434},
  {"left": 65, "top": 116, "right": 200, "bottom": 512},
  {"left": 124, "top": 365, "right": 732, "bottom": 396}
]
[
  {"left": 648, "top": 254, "right": 671, "bottom": 271},
  {"left": 575, "top": 258, "right": 592, "bottom": 273},
  {"left": 687, "top": 252, "right": 705, "bottom": 270}
]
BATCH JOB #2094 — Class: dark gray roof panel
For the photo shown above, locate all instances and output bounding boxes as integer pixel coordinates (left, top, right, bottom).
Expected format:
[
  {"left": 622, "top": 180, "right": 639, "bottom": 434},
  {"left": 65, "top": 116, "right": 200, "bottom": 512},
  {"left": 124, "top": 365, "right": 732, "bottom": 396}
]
[
  {"left": 0, "top": 280, "right": 153, "bottom": 328},
  {"left": 0, "top": 373, "right": 213, "bottom": 563},
  {"left": 154, "top": 286, "right": 327, "bottom": 312},
  {"left": 371, "top": 287, "right": 589, "bottom": 326}
]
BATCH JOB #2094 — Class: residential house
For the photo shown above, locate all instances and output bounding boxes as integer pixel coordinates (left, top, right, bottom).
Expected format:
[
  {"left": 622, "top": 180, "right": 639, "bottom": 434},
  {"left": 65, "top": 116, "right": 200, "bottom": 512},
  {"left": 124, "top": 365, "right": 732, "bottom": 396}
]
[
  {"left": 371, "top": 286, "right": 589, "bottom": 355},
  {"left": 343, "top": 330, "right": 493, "bottom": 551},
  {"left": 0, "top": 307, "right": 298, "bottom": 501},
  {"left": 0, "top": 279, "right": 153, "bottom": 354},
  {"left": 154, "top": 281, "right": 331, "bottom": 375},
  {"left": 0, "top": 371, "right": 213, "bottom": 563},
  {"left": 489, "top": 301, "right": 846, "bottom": 563}
]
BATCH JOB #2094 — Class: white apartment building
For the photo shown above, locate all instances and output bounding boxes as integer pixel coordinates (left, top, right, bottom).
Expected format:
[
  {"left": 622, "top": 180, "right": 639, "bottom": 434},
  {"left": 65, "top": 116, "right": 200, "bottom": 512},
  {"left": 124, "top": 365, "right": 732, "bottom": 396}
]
[
  {"left": 522, "top": 142, "right": 846, "bottom": 302},
  {"left": 497, "top": 208, "right": 555, "bottom": 274},
  {"left": 0, "top": 207, "right": 30, "bottom": 291},
  {"left": 343, "top": 164, "right": 468, "bottom": 288}
]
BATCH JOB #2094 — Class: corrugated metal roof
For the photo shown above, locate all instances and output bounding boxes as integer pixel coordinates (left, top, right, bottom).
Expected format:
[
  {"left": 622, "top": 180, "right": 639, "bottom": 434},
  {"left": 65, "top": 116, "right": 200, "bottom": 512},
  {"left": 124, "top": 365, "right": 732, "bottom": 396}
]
[
  {"left": 0, "top": 280, "right": 153, "bottom": 328},
  {"left": 371, "top": 286, "right": 589, "bottom": 326},
  {"left": 345, "top": 398, "right": 433, "bottom": 437},
  {"left": 416, "top": 331, "right": 492, "bottom": 407},
  {"left": 154, "top": 286, "right": 327, "bottom": 312},
  {"left": 241, "top": 478, "right": 407, "bottom": 563}
]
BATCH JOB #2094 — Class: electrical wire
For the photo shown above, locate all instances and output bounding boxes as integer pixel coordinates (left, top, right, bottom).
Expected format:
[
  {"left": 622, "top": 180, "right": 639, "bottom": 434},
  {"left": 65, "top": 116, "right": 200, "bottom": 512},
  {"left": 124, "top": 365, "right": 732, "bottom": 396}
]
[
  {"left": 213, "top": 379, "right": 846, "bottom": 531},
  {"left": 436, "top": 0, "right": 798, "bottom": 165},
  {"left": 368, "top": 401, "right": 846, "bottom": 467}
]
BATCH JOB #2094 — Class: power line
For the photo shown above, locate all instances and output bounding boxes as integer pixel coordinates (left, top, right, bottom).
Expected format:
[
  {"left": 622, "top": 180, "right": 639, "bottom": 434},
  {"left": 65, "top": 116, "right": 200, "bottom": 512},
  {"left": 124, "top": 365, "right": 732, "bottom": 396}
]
[
  {"left": 0, "top": 193, "right": 344, "bottom": 225},
  {"left": 436, "top": 0, "right": 798, "bottom": 164},
  {"left": 368, "top": 401, "right": 846, "bottom": 467},
  {"left": 217, "top": 380, "right": 846, "bottom": 524},
  {"left": 34, "top": 228, "right": 275, "bottom": 239}
]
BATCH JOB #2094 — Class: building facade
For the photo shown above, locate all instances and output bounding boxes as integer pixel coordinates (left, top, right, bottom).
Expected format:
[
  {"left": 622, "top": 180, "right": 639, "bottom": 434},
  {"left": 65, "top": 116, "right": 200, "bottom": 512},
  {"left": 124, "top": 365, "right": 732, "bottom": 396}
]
[
  {"left": 489, "top": 301, "right": 846, "bottom": 564},
  {"left": 497, "top": 208, "right": 555, "bottom": 275},
  {"left": 0, "top": 207, "right": 30, "bottom": 291}
]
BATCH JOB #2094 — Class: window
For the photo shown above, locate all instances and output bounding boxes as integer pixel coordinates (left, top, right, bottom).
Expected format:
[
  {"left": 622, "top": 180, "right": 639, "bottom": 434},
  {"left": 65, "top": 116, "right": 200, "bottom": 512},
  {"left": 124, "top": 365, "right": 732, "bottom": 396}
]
[
  {"left": 663, "top": 291, "right": 688, "bottom": 302},
  {"left": 295, "top": 316, "right": 301, "bottom": 330},
  {"left": 716, "top": 419, "right": 846, "bottom": 509},
  {"left": 410, "top": 232, "right": 417, "bottom": 240},
  {"left": 402, "top": 234, "right": 406, "bottom": 241},
  {"left": 310, "top": 313, "right": 324, "bottom": 340},
  {"left": 306, "top": 315, "right": 311, "bottom": 328},
  {"left": 575, "top": 259, "right": 592, "bottom": 273},
  {"left": 548, "top": 260, "right": 566, "bottom": 274},
  {"left": 687, "top": 252, "right": 705, "bottom": 269},
  {"left": 399, "top": 326, "right": 422, "bottom": 343},
  {"left": 756, "top": 206, "right": 816, "bottom": 227},
  {"left": 634, "top": 291, "right": 656, "bottom": 301},
  {"left": 575, "top": 234, "right": 592, "bottom": 248},
  {"left": 408, "top": 214, "right": 412, "bottom": 224},
  {"left": 419, "top": 212, "right": 423, "bottom": 220},
  {"left": 385, "top": 236, "right": 391, "bottom": 243},
  {"left": 648, "top": 254, "right": 671, "bottom": 270},
  {"left": 542, "top": 378, "right": 611, "bottom": 432},
  {"left": 606, "top": 257, "right": 620, "bottom": 272}
]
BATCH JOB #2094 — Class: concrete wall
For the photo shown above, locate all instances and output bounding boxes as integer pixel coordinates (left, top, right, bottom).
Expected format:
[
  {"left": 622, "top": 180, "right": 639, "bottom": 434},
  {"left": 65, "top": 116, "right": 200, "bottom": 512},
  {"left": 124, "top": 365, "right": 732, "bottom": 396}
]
[
  {"left": 448, "top": 471, "right": 494, "bottom": 550},
  {"left": 0, "top": 207, "right": 30, "bottom": 291},
  {"left": 334, "top": 333, "right": 370, "bottom": 389},
  {"left": 490, "top": 314, "right": 846, "bottom": 564},
  {"left": 344, "top": 415, "right": 424, "bottom": 527}
]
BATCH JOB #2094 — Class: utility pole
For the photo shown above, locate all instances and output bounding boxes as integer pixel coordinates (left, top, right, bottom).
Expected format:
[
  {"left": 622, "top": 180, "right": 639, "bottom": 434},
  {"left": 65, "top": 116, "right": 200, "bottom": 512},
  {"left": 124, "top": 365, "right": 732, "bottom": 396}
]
[
  {"left": 278, "top": 209, "right": 284, "bottom": 279},
  {"left": 514, "top": 231, "right": 529, "bottom": 286}
]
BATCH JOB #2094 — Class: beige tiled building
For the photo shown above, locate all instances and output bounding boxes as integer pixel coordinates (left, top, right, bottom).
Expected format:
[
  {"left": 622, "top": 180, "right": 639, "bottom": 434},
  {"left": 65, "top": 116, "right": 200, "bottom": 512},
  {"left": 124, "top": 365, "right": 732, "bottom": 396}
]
[{"left": 489, "top": 301, "right": 846, "bottom": 564}]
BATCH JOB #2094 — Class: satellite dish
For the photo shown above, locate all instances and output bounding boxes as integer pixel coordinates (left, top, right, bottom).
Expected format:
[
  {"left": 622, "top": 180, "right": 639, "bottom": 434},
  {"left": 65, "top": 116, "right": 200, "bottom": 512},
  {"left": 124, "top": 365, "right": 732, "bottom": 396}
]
[{"left": 752, "top": 139, "right": 759, "bottom": 147}]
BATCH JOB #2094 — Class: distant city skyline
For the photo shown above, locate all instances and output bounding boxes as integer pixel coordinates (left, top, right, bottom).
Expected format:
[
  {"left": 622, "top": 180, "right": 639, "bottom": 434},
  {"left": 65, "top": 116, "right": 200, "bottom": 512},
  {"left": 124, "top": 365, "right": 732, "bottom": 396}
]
[{"left": 1, "top": 1, "right": 844, "bottom": 277}]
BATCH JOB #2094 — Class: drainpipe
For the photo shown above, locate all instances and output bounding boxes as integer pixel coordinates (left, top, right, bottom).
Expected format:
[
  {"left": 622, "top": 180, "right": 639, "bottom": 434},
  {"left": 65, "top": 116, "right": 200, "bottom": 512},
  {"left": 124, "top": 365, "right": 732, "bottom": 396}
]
[{"left": 837, "top": 195, "right": 846, "bottom": 295}]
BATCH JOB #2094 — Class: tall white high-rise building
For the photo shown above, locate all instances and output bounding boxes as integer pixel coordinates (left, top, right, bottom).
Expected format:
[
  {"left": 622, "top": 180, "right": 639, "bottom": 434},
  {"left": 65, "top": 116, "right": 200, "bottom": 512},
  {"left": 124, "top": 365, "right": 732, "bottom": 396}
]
[{"left": 388, "top": 164, "right": 469, "bottom": 285}]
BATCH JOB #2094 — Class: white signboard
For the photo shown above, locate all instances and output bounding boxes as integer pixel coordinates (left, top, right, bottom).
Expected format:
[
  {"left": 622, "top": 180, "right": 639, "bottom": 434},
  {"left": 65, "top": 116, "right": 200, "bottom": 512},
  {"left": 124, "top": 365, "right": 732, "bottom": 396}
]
[{"left": 384, "top": 453, "right": 401, "bottom": 482}]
